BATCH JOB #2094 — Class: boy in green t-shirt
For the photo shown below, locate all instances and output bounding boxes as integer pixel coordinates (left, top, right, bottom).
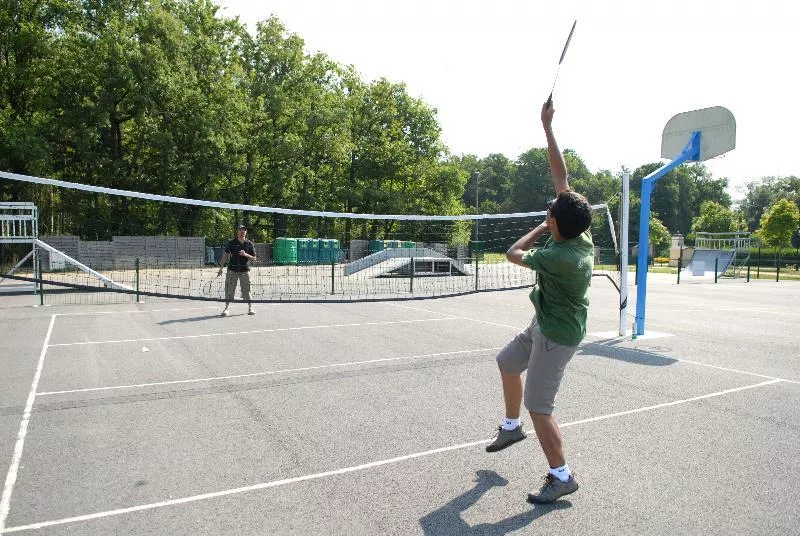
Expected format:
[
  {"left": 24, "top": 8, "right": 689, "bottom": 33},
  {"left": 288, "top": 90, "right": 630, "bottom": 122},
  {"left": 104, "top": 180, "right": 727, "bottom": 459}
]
[{"left": 485, "top": 100, "right": 594, "bottom": 505}]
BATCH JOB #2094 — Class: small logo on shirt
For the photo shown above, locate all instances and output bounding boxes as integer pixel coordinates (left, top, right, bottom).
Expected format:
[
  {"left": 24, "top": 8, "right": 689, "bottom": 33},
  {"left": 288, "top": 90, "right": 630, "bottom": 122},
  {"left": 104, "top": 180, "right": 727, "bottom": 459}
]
[{"left": 577, "top": 259, "right": 591, "bottom": 278}]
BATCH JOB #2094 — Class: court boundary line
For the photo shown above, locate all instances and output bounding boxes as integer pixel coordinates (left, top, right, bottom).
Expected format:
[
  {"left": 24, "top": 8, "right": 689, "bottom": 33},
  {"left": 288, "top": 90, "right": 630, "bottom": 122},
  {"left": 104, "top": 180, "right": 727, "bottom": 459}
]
[
  {"left": 389, "top": 303, "right": 521, "bottom": 330},
  {"left": 36, "top": 347, "right": 503, "bottom": 396},
  {"left": 0, "top": 379, "right": 784, "bottom": 534},
  {"left": 53, "top": 306, "right": 221, "bottom": 316},
  {"left": 47, "top": 317, "right": 460, "bottom": 347},
  {"left": 0, "top": 315, "right": 56, "bottom": 532},
  {"left": 40, "top": 302, "right": 800, "bottom": 400},
  {"left": 389, "top": 303, "right": 800, "bottom": 385}
]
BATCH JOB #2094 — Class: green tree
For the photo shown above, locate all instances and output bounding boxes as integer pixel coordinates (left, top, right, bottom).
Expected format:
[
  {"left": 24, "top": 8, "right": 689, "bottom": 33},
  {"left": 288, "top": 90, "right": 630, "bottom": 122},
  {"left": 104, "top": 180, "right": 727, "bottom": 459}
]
[
  {"left": 0, "top": 0, "right": 73, "bottom": 210},
  {"left": 40, "top": 0, "right": 248, "bottom": 239},
  {"left": 345, "top": 76, "right": 448, "bottom": 238},
  {"left": 738, "top": 176, "right": 800, "bottom": 232},
  {"left": 573, "top": 169, "right": 621, "bottom": 208},
  {"left": 505, "top": 148, "right": 551, "bottom": 213},
  {"left": 464, "top": 153, "right": 514, "bottom": 213},
  {"left": 755, "top": 199, "right": 800, "bottom": 248},
  {"left": 649, "top": 214, "right": 671, "bottom": 256},
  {"left": 691, "top": 201, "right": 736, "bottom": 233},
  {"left": 629, "top": 162, "right": 730, "bottom": 237}
]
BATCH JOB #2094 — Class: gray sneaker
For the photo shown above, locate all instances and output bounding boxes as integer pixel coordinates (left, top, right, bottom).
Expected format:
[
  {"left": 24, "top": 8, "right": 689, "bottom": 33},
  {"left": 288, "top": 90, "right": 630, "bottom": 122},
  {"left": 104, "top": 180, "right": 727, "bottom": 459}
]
[
  {"left": 485, "top": 425, "right": 527, "bottom": 452},
  {"left": 527, "top": 473, "right": 579, "bottom": 504}
]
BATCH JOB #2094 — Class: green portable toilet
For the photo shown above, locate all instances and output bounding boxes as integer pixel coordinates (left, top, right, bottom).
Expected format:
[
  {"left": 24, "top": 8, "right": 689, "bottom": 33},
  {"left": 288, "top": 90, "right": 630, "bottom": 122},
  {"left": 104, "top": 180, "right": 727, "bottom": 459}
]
[
  {"left": 274, "top": 237, "right": 298, "bottom": 265},
  {"left": 325, "top": 239, "right": 341, "bottom": 264},
  {"left": 402, "top": 241, "right": 416, "bottom": 249},
  {"left": 368, "top": 240, "right": 385, "bottom": 254},
  {"left": 296, "top": 238, "right": 310, "bottom": 264},
  {"left": 318, "top": 239, "right": 335, "bottom": 264},
  {"left": 318, "top": 239, "right": 329, "bottom": 263},
  {"left": 307, "top": 238, "right": 320, "bottom": 264},
  {"left": 286, "top": 237, "right": 300, "bottom": 265},
  {"left": 286, "top": 238, "right": 298, "bottom": 265}
]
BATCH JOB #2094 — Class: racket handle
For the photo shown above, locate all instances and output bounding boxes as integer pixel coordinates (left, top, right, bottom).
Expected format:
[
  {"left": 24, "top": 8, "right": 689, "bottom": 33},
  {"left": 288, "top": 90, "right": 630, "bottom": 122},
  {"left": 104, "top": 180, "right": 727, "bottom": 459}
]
[{"left": 545, "top": 94, "right": 553, "bottom": 109}]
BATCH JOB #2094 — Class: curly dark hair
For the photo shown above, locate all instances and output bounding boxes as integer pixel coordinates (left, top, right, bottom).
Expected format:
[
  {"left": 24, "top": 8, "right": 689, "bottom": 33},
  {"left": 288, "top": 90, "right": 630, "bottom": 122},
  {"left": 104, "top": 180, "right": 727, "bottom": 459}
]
[{"left": 549, "top": 190, "right": 592, "bottom": 239}]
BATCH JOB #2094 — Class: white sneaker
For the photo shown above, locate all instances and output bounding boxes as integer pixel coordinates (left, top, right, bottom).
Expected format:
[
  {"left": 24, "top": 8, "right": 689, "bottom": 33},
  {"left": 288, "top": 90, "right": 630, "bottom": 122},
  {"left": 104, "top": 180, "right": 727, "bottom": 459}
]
[
  {"left": 221, "top": 309, "right": 229, "bottom": 317},
  {"left": 248, "top": 308, "right": 255, "bottom": 315}
]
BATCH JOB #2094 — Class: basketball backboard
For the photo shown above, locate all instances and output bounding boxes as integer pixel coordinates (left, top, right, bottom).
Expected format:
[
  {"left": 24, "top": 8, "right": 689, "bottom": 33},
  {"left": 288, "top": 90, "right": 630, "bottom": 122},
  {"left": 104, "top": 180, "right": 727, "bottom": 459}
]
[{"left": 661, "top": 106, "right": 736, "bottom": 161}]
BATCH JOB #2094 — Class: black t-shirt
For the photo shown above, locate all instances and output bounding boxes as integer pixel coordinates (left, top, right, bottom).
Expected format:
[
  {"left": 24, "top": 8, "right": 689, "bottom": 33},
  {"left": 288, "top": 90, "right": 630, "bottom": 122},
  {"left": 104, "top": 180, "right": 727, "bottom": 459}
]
[{"left": 225, "top": 239, "right": 256, "bottom": 272}]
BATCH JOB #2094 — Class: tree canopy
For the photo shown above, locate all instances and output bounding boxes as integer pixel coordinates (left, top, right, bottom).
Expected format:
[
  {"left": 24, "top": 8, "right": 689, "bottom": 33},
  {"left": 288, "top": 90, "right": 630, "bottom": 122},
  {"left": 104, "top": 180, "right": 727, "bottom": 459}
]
[
  {"left": 755, "top": 198, "right": 800, "bottom": 248},
  {"left": 0, "top": 1, "right": 796, "bottom": 249}
]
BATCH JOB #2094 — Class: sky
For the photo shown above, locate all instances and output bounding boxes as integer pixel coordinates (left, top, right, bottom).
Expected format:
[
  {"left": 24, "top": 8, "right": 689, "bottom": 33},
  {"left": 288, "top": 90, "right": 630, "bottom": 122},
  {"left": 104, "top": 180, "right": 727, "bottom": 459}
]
[{"left": 215, "top": 0, "right": 798, "bottom": 201}]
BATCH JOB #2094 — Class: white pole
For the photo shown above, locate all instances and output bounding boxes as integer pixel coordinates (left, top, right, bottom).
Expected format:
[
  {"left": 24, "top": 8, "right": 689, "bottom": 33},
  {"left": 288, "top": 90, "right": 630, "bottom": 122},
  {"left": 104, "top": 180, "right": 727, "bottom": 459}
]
[
  {"left": 32, "top": 205, "right": 39, "bottom": 296},
  {"left": 619, "top": 173, "right": 630, "bottom": 336}
]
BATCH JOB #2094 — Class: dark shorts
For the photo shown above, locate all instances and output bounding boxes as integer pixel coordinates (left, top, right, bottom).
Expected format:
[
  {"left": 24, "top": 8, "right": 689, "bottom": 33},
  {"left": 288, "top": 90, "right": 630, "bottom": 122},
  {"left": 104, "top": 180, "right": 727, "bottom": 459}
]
[{"left": 496, "top": 317, "right": 578, "bottom": 414}]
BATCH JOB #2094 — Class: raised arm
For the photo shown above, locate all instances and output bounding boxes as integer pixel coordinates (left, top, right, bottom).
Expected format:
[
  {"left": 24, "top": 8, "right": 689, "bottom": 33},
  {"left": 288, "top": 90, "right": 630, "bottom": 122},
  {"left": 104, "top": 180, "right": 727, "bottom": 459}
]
[
  {"left": 541, "top": 101, "right": 569, "bottom": 194},
  {"left": 506, "top": 221, "right": 550, "bottom": 267}
]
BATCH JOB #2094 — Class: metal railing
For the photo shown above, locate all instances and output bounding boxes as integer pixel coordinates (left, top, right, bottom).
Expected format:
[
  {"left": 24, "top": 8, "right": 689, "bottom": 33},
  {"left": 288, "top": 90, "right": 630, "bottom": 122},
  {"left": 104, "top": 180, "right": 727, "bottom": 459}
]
[{"left": 0, "top": 202, "right": 38, "bottom": 243}]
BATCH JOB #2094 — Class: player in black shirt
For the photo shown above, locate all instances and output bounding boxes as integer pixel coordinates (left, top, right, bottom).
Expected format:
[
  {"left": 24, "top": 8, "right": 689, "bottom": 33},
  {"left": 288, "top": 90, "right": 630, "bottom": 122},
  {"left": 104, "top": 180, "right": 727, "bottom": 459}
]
[{"left": 218, "top": 224, "right": 257, "bottom": 316}]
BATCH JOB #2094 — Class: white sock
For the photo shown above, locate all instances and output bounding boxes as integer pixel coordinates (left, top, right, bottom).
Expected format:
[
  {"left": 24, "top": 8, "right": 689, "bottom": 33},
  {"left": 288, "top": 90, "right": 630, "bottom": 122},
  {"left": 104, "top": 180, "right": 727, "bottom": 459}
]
[
  {"left": 549, "top": 464, "right": 571, "bottom": 482},
  {"left": 502, "top": 417, "right": 520, "bottom": 431}
]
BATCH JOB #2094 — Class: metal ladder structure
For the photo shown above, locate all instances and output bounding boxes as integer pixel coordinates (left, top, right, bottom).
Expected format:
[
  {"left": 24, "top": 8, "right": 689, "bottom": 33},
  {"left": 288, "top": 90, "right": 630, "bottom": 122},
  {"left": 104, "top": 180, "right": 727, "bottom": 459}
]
[
  {"left": 0, "top": 202, "right": 39, "bottom": 292},
  {"left": 694, "top": 231, "right": 751, "bottom": 278}
]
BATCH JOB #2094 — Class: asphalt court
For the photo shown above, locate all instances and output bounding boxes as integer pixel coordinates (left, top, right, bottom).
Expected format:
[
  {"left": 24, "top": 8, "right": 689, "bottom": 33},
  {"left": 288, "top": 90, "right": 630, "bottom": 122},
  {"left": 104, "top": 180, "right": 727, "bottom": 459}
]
[{"left": 1, "top": 275, "right": 799, "bottom": 535}]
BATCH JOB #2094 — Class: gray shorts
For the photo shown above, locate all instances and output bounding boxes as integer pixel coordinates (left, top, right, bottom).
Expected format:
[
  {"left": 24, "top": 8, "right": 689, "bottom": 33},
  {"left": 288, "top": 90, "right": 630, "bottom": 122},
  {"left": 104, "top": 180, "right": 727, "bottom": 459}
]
[
  {"left": 224, "top": 270, "right": 251, "bottom": 301},
  {"left": 496, "top": 317, "right": 578, "bottom": 415}
]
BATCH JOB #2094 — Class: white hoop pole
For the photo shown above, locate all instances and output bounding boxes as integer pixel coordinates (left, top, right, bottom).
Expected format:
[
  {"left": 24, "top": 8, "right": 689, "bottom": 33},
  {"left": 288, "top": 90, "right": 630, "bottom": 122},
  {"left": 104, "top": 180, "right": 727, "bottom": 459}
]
[{"left": 619, "top": 172, "right": 629, "bottom": 336}]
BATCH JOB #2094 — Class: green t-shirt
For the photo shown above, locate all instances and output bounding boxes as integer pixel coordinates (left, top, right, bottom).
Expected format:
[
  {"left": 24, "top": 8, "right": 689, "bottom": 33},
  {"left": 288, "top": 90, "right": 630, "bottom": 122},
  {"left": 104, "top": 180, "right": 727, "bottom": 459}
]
[{"left": 522, "top": 231, "right": 594, "bottom": 346}]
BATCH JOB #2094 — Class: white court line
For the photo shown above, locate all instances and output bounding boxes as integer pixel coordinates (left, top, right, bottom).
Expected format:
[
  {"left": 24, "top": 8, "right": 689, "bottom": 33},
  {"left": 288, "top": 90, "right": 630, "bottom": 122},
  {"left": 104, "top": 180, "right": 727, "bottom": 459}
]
[
  {"left": 36, "top": 347, "right": 502, "bottom": 396},
  {"left": 389, "top": 303, "right": 460, "bottom": 318},
  {"left": 0, "top": 378, "right": 783, "bottom": 534},
  {"left": 388, "top": 303, "right": 521, "bottom": 330},
  {"left": 47, "top": 317, "right": 459, "bottom": 347},
  {"left": 390, "top": 303, "right": 800, "bottom": 385},
  {"left": 581, "top": 338, "right": 800, "bottom": 385},
  {"left": 675, "top": 307, "right": 800, "bottom": 317},
  {"left": 55, "top": 306, "right": 221, "bottom": 317},
  {"left": 0, "top": 315, "right": 56, "bottom": 532},
  {"left": 670, "top": 358, "right": 800, "bottom": 385},
  {"left": 697, "top": 307, "right": 772, "bottom": 312},
  {"left": 561, "top": 380, "right": 783, "bottom": 427}
]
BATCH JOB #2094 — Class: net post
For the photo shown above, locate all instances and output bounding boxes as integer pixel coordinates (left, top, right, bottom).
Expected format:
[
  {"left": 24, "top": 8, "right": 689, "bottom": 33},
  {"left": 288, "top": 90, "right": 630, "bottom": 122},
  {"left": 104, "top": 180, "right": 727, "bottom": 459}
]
[
  {"left": 33, "top": 237, "right": 39, "bottom": 298},
  {"left": 776, "top": 251, "right": 780, "bottom": 282},
  {"left": 619, "top": 173, "right": 630, "bottom": 336},
  {"left": 135, "top": 258, "right": 140, "bottom": 303},
  {"left": 37, "top": 253, "right": 44, "bottom": 306},
  {"left": 746, "top": 262, "right": 750, "bottom": 282},
  {"left": 330, "top": 261, "right": 335, "bottom": 295},
  {"left": 677, "top": 247, "right": 682, "bottom": 285},
  {"left": 410, "top": 257, "right": 415, "bottom": 293},
  {"left": 714, "top": 258, "right": 719, "bottom": 283},
  {"left": 474, "top": 255, "right": 479, "bottom": 291}
]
